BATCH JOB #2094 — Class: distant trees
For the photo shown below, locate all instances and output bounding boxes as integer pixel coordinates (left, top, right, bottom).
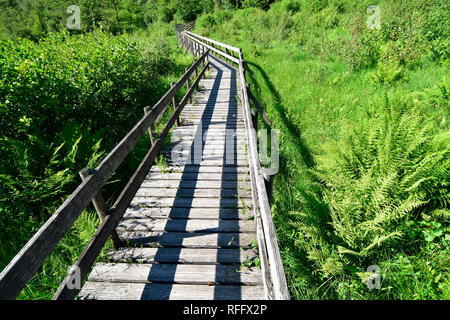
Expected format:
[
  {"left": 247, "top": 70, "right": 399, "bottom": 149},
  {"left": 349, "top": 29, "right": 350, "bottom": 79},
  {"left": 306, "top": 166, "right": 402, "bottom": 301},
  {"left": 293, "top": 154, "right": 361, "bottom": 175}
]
[{"left": 0, "top": 0, "right": 279, "bottom": 40}]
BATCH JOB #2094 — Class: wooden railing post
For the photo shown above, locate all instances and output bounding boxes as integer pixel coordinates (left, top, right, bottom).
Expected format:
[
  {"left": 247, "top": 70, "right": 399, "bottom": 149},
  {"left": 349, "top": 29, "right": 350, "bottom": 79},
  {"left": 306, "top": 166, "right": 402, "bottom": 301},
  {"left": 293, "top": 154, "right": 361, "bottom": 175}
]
[
  {"left": 79, "top": 168, "right": 123, "bottom": 249},
  {"left": 194, "top": 60, "right": 199, "bottom": 88},
  {"left": 171, "top": 82, "right": 180, "bottom": 126},
  {"left": 263, "top": 171, "right": 274, "bottom": 205},
  {"left": 251, "top": 109, "right": 258, "bottom": 132},
  {"left": 143, "top": 106, "right": 155, "bottom": 145},
  {"left": 247, "top": 84, "right": 258, "bottom": 130},
  {"left": 186, "top": 67, "right": 192, "bottom": 104}
]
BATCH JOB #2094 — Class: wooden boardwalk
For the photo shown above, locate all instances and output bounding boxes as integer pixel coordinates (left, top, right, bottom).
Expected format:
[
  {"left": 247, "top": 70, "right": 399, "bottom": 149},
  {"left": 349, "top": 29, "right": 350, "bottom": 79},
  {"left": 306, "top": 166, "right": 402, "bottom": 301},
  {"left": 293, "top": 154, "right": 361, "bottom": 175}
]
[
  {"left": 77, "top": 56, "right": 264, "bottom": 300},
  {"left": 0, "top": 29, "right": 289, "bottom": 301}
]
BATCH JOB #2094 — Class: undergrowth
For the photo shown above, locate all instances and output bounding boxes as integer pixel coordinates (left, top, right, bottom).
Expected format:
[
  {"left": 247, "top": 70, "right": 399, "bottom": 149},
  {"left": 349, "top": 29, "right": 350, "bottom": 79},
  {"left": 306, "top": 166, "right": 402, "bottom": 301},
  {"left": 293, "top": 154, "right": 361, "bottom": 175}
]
[{"left": 194, "top": 0, "right": 449, "bottom": 299}]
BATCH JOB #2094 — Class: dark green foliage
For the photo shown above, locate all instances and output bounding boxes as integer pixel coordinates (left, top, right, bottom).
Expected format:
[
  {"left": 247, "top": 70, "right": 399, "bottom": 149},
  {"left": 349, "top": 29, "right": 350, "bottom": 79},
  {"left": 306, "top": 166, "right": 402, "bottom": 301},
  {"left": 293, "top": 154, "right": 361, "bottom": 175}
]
[{"left": 0, "top": 31, "right": 176, "bottom": 297}]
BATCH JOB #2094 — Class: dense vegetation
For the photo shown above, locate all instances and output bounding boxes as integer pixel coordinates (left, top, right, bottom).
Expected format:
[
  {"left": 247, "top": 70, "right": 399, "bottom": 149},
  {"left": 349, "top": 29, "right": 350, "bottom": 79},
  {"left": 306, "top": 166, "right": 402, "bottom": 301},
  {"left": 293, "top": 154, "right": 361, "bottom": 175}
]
[
  {"left": 194, "top": 0, "right": 449, "bottom": 299},
  {"left": 0, "top": 24, "right": 192, "bottom": 298},
  {"left": 0, "top": 0, "right": 448, "bottom": 299}
]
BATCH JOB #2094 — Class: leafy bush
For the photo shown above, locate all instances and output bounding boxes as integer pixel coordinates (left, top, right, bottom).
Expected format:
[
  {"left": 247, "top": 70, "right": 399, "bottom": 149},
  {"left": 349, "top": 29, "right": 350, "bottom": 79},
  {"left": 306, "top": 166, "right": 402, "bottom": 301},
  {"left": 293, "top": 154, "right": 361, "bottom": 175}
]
[
  {"left": 0, "top": 30, "right": 174, "bottom": 289},
  {"left": 292, "top": 97, "right": 449, "bottom": 278},
  {"left": 370, "top": 62, "right": 405, "bottom": 84}
]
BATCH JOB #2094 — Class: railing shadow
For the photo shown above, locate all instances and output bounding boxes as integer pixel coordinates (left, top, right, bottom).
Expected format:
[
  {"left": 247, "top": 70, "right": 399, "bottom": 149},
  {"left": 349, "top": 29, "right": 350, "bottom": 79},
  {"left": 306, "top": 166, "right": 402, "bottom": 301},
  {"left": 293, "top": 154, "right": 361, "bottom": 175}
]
[{"left": 245, "top": 61, "right": 315, "bottom": 169}]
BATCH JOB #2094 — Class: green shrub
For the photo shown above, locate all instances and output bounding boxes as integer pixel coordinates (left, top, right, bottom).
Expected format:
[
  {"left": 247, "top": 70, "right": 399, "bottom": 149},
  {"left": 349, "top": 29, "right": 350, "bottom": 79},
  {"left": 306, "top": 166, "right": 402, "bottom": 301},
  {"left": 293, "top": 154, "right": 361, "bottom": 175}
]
[
  {"left": 0, "top": 30, "right": 175, "bottom": 297},
  {"left": 342, "top": 15, "right": 380, "bottom": 70},
  {"left": 370, "top": 62, "right": 406, "bottom": 84},
  {"left": 293, "top": 98, "right": 449, "bottom": 277}
]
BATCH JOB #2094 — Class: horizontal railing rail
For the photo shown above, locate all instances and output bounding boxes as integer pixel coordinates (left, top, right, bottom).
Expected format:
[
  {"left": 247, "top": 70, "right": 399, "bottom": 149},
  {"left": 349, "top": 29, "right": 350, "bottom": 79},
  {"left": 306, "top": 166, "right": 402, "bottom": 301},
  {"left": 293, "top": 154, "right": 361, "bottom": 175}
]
[
  {"left": 176, "top": 29, "right": 290, "bottom": 300},
  {"left": 0, "top": 49, "right": 210, "bottom": 300}
]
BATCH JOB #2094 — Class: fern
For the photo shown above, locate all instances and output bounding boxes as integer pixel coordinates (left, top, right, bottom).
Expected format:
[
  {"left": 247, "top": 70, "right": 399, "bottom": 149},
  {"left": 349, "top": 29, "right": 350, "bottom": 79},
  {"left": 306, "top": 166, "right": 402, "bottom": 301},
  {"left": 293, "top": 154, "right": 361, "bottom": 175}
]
[{"left": 294, "top": 96, "right": 449, "bottom": 277}]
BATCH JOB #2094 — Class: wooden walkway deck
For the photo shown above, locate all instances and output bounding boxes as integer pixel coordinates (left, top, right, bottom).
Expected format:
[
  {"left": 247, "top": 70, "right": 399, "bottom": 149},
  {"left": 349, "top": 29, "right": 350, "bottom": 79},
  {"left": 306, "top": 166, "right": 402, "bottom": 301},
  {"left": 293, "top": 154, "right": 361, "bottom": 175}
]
[
  {"left": 0, "top": 29, "right": 289, "bottom": 301},
  {"left": 77, "top": 56, "right": 264, "bottom": 300}
]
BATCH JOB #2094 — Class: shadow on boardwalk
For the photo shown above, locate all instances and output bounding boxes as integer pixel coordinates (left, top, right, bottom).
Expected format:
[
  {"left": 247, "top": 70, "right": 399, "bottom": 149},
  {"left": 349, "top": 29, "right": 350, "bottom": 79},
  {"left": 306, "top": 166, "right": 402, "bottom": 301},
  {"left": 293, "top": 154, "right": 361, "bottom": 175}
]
[{"left": 140, "top": 56, "right": 242, "bottom": 299}]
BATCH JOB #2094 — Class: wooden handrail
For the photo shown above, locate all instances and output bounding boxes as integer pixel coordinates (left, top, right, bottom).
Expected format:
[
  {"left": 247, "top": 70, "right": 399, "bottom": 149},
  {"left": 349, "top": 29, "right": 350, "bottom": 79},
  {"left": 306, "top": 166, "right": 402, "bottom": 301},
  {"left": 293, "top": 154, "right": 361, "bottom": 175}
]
[
  {"left": 183, "top": 33, "right": 239, "bottom": 64},
  {"left": 177, "top": 30, "right": 290, "bottom": 300},
  {"left": 0, "top": 49, "right": 210, "bottom": 300},
  {"left": 53, "top": 58, "right": 209, "bottom": 300},
  {"left": 185, "top": 31, "right": 240, "bottom": 54}
]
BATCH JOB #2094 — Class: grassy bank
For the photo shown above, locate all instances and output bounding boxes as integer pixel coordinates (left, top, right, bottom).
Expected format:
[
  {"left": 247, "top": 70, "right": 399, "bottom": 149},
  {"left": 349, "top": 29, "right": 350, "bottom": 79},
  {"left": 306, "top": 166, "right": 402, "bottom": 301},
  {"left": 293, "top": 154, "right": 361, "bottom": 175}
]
[
  {"left": 0, "top": 23, "right": 192, "bottom": 299},
  {"left": 194, "top": 0, "right": 449, "bottom": 299}
]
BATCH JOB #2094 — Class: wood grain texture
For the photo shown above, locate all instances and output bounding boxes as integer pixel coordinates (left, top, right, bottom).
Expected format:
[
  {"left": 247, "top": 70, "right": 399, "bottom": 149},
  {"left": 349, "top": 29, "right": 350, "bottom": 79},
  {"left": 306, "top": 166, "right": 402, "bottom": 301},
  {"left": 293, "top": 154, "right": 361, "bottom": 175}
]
[
  {"left": 123, "top": 207, "right": 251, "bottom": 220},
  {"left": 118, "top": 231, "right": 256, "bottom": 248},
  {"left": 107, "top": 247, "right": 258, "bottom": 265},
  {"left": 87, "top": 263, "right": 262, "bottom": 285},
  {"left": 117, "top": 218, "right": 256, "bottom": 233},
  {"left": 78, "top": 282, "right": 264, "bottom": 300}
]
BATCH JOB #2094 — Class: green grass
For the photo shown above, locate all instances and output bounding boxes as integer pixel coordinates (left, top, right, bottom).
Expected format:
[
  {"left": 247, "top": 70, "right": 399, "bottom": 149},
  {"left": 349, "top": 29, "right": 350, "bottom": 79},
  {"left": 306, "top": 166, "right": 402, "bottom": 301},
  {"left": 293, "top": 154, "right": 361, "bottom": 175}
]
[
  {"left": 17, "top": 210, "right": 109, "bottom": 300},
  {"left": 194, "top": 0, "right": 449, "bottom": 300}
]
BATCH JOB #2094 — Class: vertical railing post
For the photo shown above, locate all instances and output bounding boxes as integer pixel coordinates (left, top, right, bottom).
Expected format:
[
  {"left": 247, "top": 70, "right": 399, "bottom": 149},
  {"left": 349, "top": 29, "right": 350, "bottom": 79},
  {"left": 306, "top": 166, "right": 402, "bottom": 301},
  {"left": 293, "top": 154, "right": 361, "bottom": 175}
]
[
  {"left": 202, "top": 51, "right": 207, "bottom": 79},
  {"left": 186, "top": 67, "right": 192, "bottom": 104},
  {"left": 246, "top": 83, "right": 258, "bottom": 131},
  {"left": 143, "top": 106, "right": 155, "bottom": 145},
  {"left": 171, "top": 82, "right": 180, "bottom": 126},
  {"left": 79, "top": 168, "right": 123, "bottom": 249},
  {"left": 194, "top": 59, "right": 199, "bottom": 88}
]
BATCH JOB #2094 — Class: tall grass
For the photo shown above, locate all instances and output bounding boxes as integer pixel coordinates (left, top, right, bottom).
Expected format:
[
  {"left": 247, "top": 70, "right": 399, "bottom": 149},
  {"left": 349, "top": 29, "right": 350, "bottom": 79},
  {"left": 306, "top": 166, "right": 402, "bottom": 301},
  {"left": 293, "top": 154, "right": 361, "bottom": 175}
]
[{"left": 194, "top": 0, "right": 449, "bottom": 299}]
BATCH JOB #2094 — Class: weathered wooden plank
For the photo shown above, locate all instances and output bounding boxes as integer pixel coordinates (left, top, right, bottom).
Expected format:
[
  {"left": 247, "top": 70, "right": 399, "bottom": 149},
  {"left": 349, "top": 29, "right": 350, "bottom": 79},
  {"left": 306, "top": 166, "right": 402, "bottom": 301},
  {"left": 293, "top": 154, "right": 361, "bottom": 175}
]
[
  {"left": 135, "top": 187, "right": 251, "bottom": 198},
  {"left": 178, "top": 122, "right": 246, "bottom": 128},
  {"left": 170, "top": 139, "right": 247, "bottom": 146},
  {"left": 146, "top": 172, "right": 249, "bottom": 181},
  {"left": 181, "top": 111, "right": 241, "bottom": 116},
  {"left": 88, "top": 263, "right": 262, "bottom": 285},
  {"left": 107, "top": 247, "right": 258, "bottom": 265},
  {"left": 139, "top": 179, "right": 250, "bottom": 189},
  {"left": 78, "top": 282, "right": 264, "bottom": 300},
  {"left": 164, "top": 140, "right": 247, "bottom": 149},
  {"left": 163, "top": 150, "right": 248, "bottom": 160},
  {"left": 117, "top": 219, "right": 256, "bottom": 233},
  {"left": 170, "top": 137, "right": 247, "bottom": 144},
  {"left": 129, "top": 197, "right": 253, "bottom": 209},
  {"left": 181, "top": 115, "right": 244, "bottom": 120},
  {"left": 159, "top": 155, "right": 248, "bottom": 164},
  {"left": 118, "top": 231, "right": 255, "bottom": 248},
  {"left": 170, "top": 133, "right": 246, "bottom": 140},
  {"left": 164, "top": 146, "right": 247, "bottom": 155},
  {"left": 181, "top": 120, "right": 245, "bottom": 126},
  {"left": 181, "top": 112, "right": 243, "bottom": 117},
  {"left": 150, "top": 165, "right": 248, "bottom": 174},
  {"left": 123, "top": 206, "right": 251, "bottom": 220}
]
